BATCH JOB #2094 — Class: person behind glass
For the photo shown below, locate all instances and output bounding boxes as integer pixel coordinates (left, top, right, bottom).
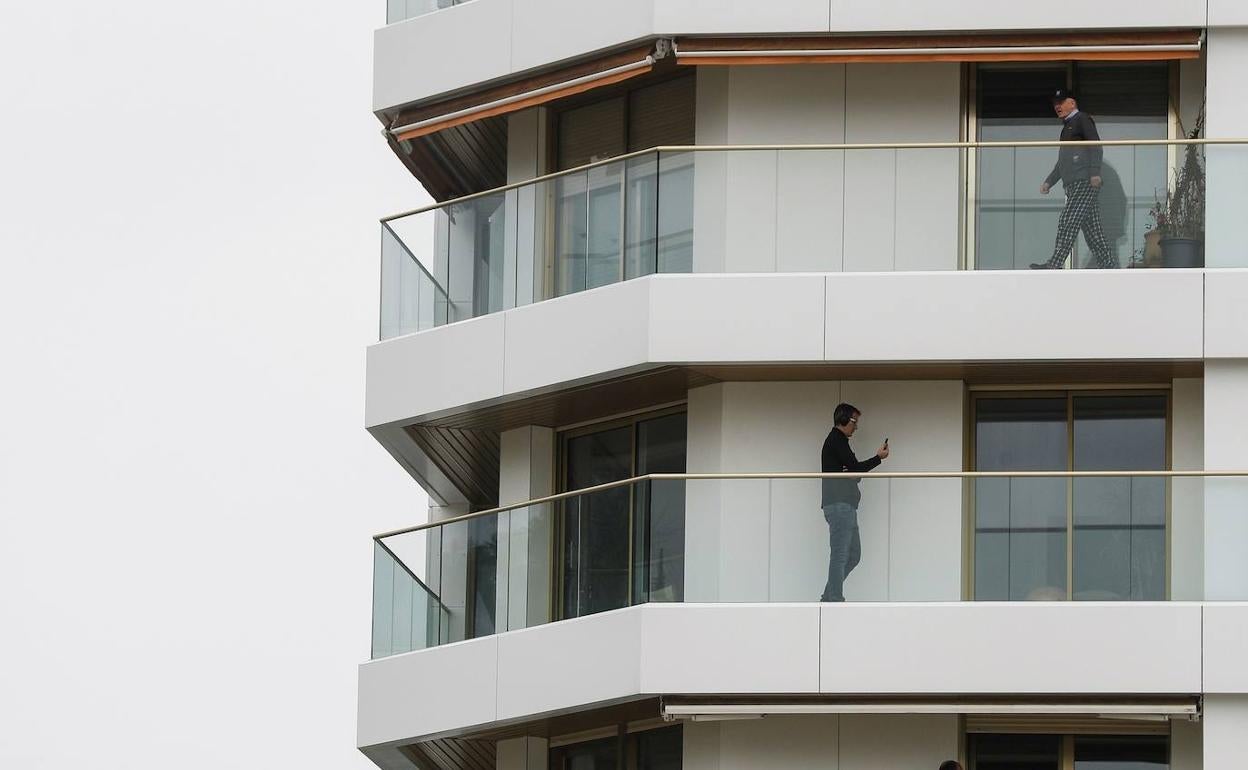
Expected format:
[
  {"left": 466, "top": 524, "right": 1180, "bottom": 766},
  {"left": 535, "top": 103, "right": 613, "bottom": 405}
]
[
  {"left": 938, "top": 761, "right": 964, "bottom": 770},
  {"left": 820, "top": 403, "right": 889, "bottom": 602},
  {"left": 1031, "top": 88, "right": 1119, "bottom": 270}
]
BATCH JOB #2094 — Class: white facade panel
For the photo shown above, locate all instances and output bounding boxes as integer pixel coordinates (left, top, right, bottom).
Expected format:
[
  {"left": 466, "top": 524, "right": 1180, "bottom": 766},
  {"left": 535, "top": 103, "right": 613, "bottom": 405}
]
[
  {"left": 365, "top": 312, "right": 506, "bottom": 428},
  {"left": 1209, "top": 2, "right": 1248, "bottom": 25},
  {"left": 1203, "top": 695, "right": 1248, "bottom": 770},
  {"left": 357, "top": 636, "right": 498, "bottom": 747},
  {"left": 1172, "top": 378, "right": 1205, "bottom": 601},
  {"left": 823, "top": 271, "right": 1205, "bottom": 362},
  {"left": 502, "top": 278, "right": 650, "bottom": 395},
  {"left": 828, "top": 0, "right": 1205, "bottom": 32},
  {"left": 685, "top": 714, "right": 957, "bottom": 770},
  {"left": 495, "top": 608, "right": 642, "bottom": 721},
  {"left": 509, "top": 0, "right": 653, "bottom": 74},
  {"left": 654, "top": 1, "right": 830, "bottom": 34},
  {"left": 647, "top": 275, "right": 825, "bottom": 362},
  {"left": 1204, "top": 362, "right": 1248, "bottom": 599},
  {"left": 839, "top": 715, "right": 958, "bottom": 769},
  {"left": 373, "top": 0, "right": 513, "bottom": 111},
  {"left": 1204, "top": 272, "right": 1248, "bottom": 357},
  {"left": 819, "top": 603, "right": 1202, "bottom": 694},
  {"left": 639, "top": 604, "right": 821, "bottom": 693},
  {"left": 1203, "top": 604, "right": 1248, "bottom": 694}
]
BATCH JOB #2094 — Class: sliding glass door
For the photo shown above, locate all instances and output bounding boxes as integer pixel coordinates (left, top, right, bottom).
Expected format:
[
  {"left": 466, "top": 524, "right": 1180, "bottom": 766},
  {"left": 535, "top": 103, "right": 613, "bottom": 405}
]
[{"left": 973, "top": 392, "right": 1168, "bottom": 600}]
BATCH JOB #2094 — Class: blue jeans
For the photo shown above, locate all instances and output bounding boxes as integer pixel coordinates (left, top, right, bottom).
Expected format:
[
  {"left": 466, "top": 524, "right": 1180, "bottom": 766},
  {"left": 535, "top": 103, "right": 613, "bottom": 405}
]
[{"left": 821, "top": 503, "right": 860, "bottom": 602}]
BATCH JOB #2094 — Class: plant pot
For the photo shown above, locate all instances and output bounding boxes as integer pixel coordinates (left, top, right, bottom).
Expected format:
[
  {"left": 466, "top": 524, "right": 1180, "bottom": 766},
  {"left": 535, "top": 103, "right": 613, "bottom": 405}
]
[{"left": 1160, "top": 237, "right": 1203, "bottom": 268}]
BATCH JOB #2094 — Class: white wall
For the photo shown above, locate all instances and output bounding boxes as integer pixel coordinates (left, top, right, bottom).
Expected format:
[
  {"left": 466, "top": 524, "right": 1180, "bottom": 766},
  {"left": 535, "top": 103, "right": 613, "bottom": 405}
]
[
  {"left": 1203, "top": 361, "right": 1248, "bottom": 600},
  {"left": 685, "top": 380, "right": 963, "bottom": 603},
  {"left": 1172, "top": 378, "right": 1205, "bottom": 601},
  {"left": 1203, "top": 695, "right": 1248, "bottom": 770},
  {"left": 1204, "top": 28, "right": 1248, "bottom": 268},
  {"left": 692, "top": 64, "right": 961, "bottom": 274},
  {"left": 497, "top": 426, "right": 554, "bottom": 630},
  {"left": 684, "top": 714, "right": 958, "bottom": 770}
]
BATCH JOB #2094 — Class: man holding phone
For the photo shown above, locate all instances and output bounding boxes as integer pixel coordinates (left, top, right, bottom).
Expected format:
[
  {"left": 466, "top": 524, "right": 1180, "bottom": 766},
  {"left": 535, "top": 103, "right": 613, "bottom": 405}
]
[{"left": 820, "top": 403, "right": 889, "bottom": 602}]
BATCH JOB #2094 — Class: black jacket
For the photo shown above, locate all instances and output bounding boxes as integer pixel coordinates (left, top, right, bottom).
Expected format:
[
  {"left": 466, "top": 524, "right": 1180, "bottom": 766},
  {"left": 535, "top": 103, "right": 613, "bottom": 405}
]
[
  {"left": 820, "top": 428, "right": 881, "bottom": 508},
  {"left": 1045, "top": 111, "right": 1103, "bottom": 188}
]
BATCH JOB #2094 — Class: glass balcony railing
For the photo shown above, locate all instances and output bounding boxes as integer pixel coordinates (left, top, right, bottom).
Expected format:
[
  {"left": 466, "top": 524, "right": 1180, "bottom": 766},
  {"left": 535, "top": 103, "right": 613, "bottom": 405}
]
[
  {"left": 386, "top": 0, "right": 471, "bottom": 24},
  {"left": 378, "top": 139, "right": 1247, "bottom": 341},
  {"left": 370, "top": 470, "right": 1248, "bottom": 658}
]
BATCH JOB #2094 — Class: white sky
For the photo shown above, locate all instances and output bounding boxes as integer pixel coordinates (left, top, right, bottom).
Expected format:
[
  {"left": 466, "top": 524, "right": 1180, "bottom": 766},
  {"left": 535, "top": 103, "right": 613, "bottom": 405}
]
[{"left": 0, "top": 3, "right": 431, "bottom": 767}]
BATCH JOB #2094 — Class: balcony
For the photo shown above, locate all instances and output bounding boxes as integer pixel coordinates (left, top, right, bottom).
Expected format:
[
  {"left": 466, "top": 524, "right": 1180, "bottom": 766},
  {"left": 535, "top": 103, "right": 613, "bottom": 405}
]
[
  {"left": 379, "top": 139, "right": 1248, "bottom": 340},
  {"left": 370, "top": 469, "right": 1248, "bottom": 659}
]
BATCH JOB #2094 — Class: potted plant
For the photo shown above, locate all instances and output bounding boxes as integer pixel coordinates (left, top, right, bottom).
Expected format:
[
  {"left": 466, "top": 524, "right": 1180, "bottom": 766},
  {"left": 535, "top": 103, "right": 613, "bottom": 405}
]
[{"left": 1148, "top": 110, "right": 1205, "bottom": 268}]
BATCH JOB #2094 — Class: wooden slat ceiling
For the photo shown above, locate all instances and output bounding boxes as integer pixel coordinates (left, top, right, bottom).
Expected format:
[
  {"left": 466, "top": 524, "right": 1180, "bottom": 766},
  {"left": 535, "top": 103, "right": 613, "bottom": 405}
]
[
  {"left": 417, "top": 361, "right": 1201, "bottom": 434},
  {"left": 387, "top": 116, "right": 508, "bottom": 203},
  {"left": 407, "top": 425, "right": 502, "bottom": 509}
]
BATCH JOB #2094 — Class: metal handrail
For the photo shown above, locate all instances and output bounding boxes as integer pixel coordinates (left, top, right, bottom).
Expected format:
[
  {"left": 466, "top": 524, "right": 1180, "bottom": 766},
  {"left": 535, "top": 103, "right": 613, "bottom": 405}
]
[
  {"left": 374, "top": 469, "right": 1248, "bottom": 540},
  {"left": 380, "top": 138, "right": 1244, "bottom": 223}
]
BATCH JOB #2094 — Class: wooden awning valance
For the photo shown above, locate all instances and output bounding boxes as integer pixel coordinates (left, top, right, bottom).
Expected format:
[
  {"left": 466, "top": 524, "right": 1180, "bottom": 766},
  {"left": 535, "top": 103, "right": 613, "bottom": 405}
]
[
  {"left": 389, "top": 44, "right": 655, "bottom": 141},
  {"left": 674, "top": 30, "right": 1202, "bottom": 66}
]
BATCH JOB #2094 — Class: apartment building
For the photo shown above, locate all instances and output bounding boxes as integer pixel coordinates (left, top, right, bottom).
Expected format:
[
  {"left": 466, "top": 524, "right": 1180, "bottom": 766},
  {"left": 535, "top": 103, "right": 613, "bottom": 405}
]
[{"left": 360, "top": 3, "right": 1248, "bottom": 769}]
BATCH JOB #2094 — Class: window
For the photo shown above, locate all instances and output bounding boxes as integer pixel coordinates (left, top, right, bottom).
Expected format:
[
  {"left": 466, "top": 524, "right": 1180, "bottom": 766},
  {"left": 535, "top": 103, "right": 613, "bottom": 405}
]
[
  {"left": 972, "top": 392, "right": 1168, "bottom": 600},
  {"left": 973, "top": 62, "right": 1172, "bottom": 269},
  {"left": 550, "top": 726, "right": 683, "bottom": 770},
  {"left": 970, "top": 733, "right": 1168, "bottom": 770},
  {"left": 553, "top": 75, "right": 696, "bottom": 297},
  {"left": 559, "top": 410, "right": 687, "bottom": 620}
]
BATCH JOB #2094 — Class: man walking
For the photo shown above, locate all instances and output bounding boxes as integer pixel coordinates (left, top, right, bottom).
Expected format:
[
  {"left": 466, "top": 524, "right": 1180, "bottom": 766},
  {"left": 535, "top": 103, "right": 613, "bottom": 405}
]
[
  {"left": 820, "top": 403, "right": 888, "bottom": 602},
  {"left": 1031, "top": 88, "right": 1119, "bottom": 270}
]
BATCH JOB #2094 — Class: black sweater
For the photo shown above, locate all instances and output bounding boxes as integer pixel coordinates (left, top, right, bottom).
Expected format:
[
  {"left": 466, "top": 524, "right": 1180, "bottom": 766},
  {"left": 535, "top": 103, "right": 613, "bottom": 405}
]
[
  {"left": 1044, "top": 111, "right": 1103, "bottom": 188},
  {"left": 820, "top": 428, "right": 882, "bottom": 507}
]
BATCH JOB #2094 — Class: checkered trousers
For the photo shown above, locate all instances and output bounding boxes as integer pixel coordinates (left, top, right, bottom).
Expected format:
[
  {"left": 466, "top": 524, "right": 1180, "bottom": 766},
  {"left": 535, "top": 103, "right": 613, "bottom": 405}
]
[{"left": 1043, "top": 180, "right": 1119, "bottom": 269}]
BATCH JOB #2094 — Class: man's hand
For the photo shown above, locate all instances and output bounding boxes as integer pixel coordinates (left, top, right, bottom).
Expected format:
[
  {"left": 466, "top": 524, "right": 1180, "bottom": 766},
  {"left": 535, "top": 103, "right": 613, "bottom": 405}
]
[
  {"left": 1090, "top": 175, "right": 1102, "bottom": 189},
  {"left": 877, "top": 444, "right": 890, "bottom": 460},
  {"left": 1040, "top": 182, "right": 1051, "bottom": 195}
]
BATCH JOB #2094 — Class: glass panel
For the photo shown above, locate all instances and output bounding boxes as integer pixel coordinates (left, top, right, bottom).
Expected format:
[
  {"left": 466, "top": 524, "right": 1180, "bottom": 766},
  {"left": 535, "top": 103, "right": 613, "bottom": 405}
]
[
  {"left": 563, "top": 427, "right": 632, "bottom": 618},
  {"left": 468, "top": 513, "right": 498, "bottom": 638},
  {"left": 586, "top": 161, "right": 624, "bottom": 289},
  {"left": 975, "top": 63, "right": 1170, "bottom": 270},
  {"left": 555, "top": 170, "right": 589, "bottom": 296},
  {"left": 1073, "top": 395, "right": 1167, "bottom": 600},
  {"left": 1074, "top": 735, "right": 1168, "bottom": 770},
  {"left": 975, "top": 398, "right": 1068, "bottom": 600},
  {"left": 970, "top": 734, "right": 1061, "bottom": 770},
  {"left": 657, "top": 151, "right": 695, "bottom": 273},
  {"left": 637, "top": 726, "right": 683, "bottom": 770},
  {"left": 371, "top": 538, "right": 439, "bottom": 658},
  {"left": 624, "top": 153, "right": 659, "bottom": 280},
  {"left": 634, "top": 414, "right": 688, "bottom": 604},
  {"left": 976, "top": 65, "right": 1067, "bottom": 270}
]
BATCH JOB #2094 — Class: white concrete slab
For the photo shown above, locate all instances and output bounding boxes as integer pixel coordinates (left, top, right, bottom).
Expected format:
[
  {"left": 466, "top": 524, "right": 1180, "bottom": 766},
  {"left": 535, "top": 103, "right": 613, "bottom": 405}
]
[
  {"left": 365, "top": 312, "right": 505, "bottom": 428},
  {"left": 648, "top": 274, "right": 825, "bottom": 363},
  {"left": 819, "top": 603, "right": 1202, "bottom": 694},
  {"left": 495, "top": 608, "right": 642, "bottom": 721},
  {"left": 1203, "top": 604, "right": 1248, "bottom": 694},
  {"left": 639, "top": 604, "right": 821, "bottom": 693},
  {"left": 1204, "top": 271, "right": 1248, "bottom": 357},
  {"left": 357, "top": 635, "right": 498, "bottom": 747}
]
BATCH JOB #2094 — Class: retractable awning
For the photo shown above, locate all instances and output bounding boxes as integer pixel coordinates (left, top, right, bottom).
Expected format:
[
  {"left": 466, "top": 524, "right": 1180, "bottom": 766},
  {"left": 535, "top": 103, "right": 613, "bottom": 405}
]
[
  {"left": 674, "top": 30, "right": 1203, "bottom": 66},
  {"left": 660, "top": 697, "right": 1201, "bottom": 722},
  {"left": 388, "top": 45, "right": 655, "bottom": 141}
]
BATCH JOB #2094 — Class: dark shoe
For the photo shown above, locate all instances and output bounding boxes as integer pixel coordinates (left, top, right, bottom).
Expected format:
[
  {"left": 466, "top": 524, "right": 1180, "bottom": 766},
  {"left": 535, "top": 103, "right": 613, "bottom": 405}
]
[{"left": 1029, "top": 262, "right": 1055, "bottom": 270}]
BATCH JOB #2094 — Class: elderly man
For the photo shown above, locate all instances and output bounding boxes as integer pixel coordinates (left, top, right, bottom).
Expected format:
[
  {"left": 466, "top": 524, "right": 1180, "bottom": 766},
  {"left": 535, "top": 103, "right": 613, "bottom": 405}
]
[{"left": 1031, "top": 88, "right": 1119, "bottom": 270}]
